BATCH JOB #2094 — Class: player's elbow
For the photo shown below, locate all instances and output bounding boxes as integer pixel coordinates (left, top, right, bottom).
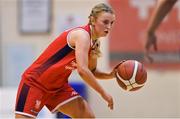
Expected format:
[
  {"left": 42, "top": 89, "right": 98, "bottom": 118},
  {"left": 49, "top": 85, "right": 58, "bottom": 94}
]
[
  {"left": 77, "top": 66, "right": 85, "bottom": 75},
  {"left": 77, "top": 66, "right": 88, "bottom": 76}
]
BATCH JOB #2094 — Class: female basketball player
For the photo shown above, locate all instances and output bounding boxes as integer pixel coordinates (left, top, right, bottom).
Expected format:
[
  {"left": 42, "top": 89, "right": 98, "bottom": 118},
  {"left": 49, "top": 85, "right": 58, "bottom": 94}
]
[{"left": 15, "top": 3, "right": 117, "bottom": 118}]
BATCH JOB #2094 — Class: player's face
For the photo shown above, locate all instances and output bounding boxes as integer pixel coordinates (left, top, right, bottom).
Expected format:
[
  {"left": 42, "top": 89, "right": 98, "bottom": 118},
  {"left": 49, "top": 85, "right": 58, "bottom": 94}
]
[{"left": 93, "top": 12, "right": 115, "bottom": 37}]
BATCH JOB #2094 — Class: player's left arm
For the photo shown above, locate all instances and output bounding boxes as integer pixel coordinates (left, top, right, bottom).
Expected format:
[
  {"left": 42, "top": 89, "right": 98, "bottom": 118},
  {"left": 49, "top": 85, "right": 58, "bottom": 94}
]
[
  {"left": 90, "top": 59, "right": 126, "bottom": 80},
  {"left": 89, "top": 56, "right": 115, "bottom": 80},
  {"left": 92, "top": 69, "right": 115, "bottom": 80}
]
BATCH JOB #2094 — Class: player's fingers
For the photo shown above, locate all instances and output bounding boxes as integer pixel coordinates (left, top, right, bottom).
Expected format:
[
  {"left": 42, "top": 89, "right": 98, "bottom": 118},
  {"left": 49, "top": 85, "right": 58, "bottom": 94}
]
[
  {"left": 108, "top": 102, "right": 113, "bottom": 110},
  {"left": 151, "top": 34, "right": 157, "bottom": 51},
  {"left": 143, "top": 49, "right": 153, "bottom": 63},
  {"left": 108, "top": 98, "right": 114, "bottom": 110},
  {"left": 114, "top": 60, "right": 126, "bottom": 69},
  {"left": 144, "top": 53, "right": 154, "bottom": 63},
  {"left": 145, "top": 37, "right": 152, "bottom": 50},
  {"left": 154, "top": 42, "right": 158, "bottom": 51}
]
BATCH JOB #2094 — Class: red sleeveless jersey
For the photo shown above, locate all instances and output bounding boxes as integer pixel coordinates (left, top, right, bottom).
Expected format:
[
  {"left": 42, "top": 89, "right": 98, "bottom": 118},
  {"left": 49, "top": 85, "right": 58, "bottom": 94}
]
[{"left": 22, "top": 24, "right": 91, "bottom": 93}]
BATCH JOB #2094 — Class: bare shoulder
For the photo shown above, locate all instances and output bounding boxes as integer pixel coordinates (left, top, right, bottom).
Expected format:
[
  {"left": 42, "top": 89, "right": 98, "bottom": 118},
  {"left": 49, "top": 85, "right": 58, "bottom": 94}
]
[{"left": 69, "top": 28, "right": 90, "bottom": 41}]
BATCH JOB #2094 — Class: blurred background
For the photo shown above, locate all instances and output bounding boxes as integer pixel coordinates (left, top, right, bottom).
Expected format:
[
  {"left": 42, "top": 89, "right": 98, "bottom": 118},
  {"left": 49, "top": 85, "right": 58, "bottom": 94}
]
[{"left": 0, "top": 0, "right": 180, "bottom": 118}]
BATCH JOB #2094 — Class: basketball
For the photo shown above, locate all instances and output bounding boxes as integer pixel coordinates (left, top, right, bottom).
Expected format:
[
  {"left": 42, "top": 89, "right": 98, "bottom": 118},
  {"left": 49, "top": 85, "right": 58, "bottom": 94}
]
[{"left": 115, "top": 60, "right": 147, "bottom": 91}]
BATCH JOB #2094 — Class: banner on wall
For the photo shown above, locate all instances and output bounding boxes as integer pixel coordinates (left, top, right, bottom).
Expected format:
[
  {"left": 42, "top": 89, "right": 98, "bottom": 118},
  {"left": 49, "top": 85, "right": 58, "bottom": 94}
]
[
  {"left": 19, "top": 0, "right": 51, "bottom": 33},
  {"left": 108, "top": 0, "right": 180, "bottom": 69}
]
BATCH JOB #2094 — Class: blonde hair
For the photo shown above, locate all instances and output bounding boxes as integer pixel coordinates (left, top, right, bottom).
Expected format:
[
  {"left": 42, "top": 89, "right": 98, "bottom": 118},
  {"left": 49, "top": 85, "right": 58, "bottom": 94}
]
[
  {"left": 88, "top": 3, "right": 114, "bottom": 25},
  {"left": 89, "top": 3, "right": 114, "bottom": 58}
]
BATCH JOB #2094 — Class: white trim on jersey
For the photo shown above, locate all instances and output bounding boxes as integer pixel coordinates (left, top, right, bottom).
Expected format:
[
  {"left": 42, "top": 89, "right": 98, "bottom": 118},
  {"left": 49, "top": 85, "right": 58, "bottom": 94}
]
[
  {"left": 15, "top": 111, "right": 36, "bottom": 118},
  {"left": 67, "top": 28, "right": 91, "bottom": 50}
]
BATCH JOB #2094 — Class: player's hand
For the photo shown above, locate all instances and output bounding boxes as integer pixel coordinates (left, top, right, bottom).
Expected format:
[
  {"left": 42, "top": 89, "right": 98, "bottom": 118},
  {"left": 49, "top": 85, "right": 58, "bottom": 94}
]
[
  {"left": 101, "top": 91, "right": 114, "bottom": 110},
  {"left": 114, "top": 60, "right": 126, "bottom": 70},
  {"left": 144, "top": 32, "right": 157, "bottom": 63},
  {"left": 111, "top": 60, "right": 126, "bottom": 78}
]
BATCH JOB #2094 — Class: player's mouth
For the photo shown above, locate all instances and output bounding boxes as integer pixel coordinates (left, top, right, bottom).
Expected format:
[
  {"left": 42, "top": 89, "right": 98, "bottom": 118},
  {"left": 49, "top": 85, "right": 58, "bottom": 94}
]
[{"left": 104, "top": 30, "right": 109, "bottom": 34}]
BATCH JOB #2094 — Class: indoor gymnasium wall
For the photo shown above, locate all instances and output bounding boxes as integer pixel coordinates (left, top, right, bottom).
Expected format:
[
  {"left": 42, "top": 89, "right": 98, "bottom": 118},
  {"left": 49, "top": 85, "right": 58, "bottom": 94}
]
[{"left": 0, "top": 0, "right": 180, "bottom": 118}]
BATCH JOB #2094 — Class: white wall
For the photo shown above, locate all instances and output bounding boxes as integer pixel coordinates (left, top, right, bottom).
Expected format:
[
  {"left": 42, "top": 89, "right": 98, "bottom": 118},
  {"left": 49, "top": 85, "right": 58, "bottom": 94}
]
[{"left": 0, "top": 0, "right": 180, "bottom": 118}]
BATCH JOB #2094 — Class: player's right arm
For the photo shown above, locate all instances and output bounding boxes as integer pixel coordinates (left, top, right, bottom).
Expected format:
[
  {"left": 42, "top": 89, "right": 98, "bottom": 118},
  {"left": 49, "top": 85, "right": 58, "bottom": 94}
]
[
  {"left": 145, "top": 0, "right": 177, "bottom": 62},
  {"left": 147, "top": 0, "right": 177, "bottom": 35},
  {"left": 68, "top": 29, "right": 113, "bottom": 110}
]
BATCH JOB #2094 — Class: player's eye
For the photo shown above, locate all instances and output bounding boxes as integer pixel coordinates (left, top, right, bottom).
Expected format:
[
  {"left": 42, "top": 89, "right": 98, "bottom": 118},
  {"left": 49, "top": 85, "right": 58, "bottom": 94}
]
[{"left": 103, "top": 20, "right": 109, "bottom": 25}]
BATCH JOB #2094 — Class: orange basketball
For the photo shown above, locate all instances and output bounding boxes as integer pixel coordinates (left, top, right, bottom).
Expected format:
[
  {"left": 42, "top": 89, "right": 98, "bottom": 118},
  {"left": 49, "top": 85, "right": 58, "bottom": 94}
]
[{"left": 115, "top": 60, "right": 147, "bottom": 91}]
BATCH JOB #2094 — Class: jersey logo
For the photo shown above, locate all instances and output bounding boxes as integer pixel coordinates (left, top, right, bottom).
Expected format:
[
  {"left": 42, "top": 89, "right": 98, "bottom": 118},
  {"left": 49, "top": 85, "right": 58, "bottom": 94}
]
[
  {"left": 71, "top": 91, "right": 78, "bottom": 96},
  {"left": 35, "top": 100, "right": 41, "bottom": 109},
  {"left": 65, "top": 60, "right": 77, "bottom": 70}
]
